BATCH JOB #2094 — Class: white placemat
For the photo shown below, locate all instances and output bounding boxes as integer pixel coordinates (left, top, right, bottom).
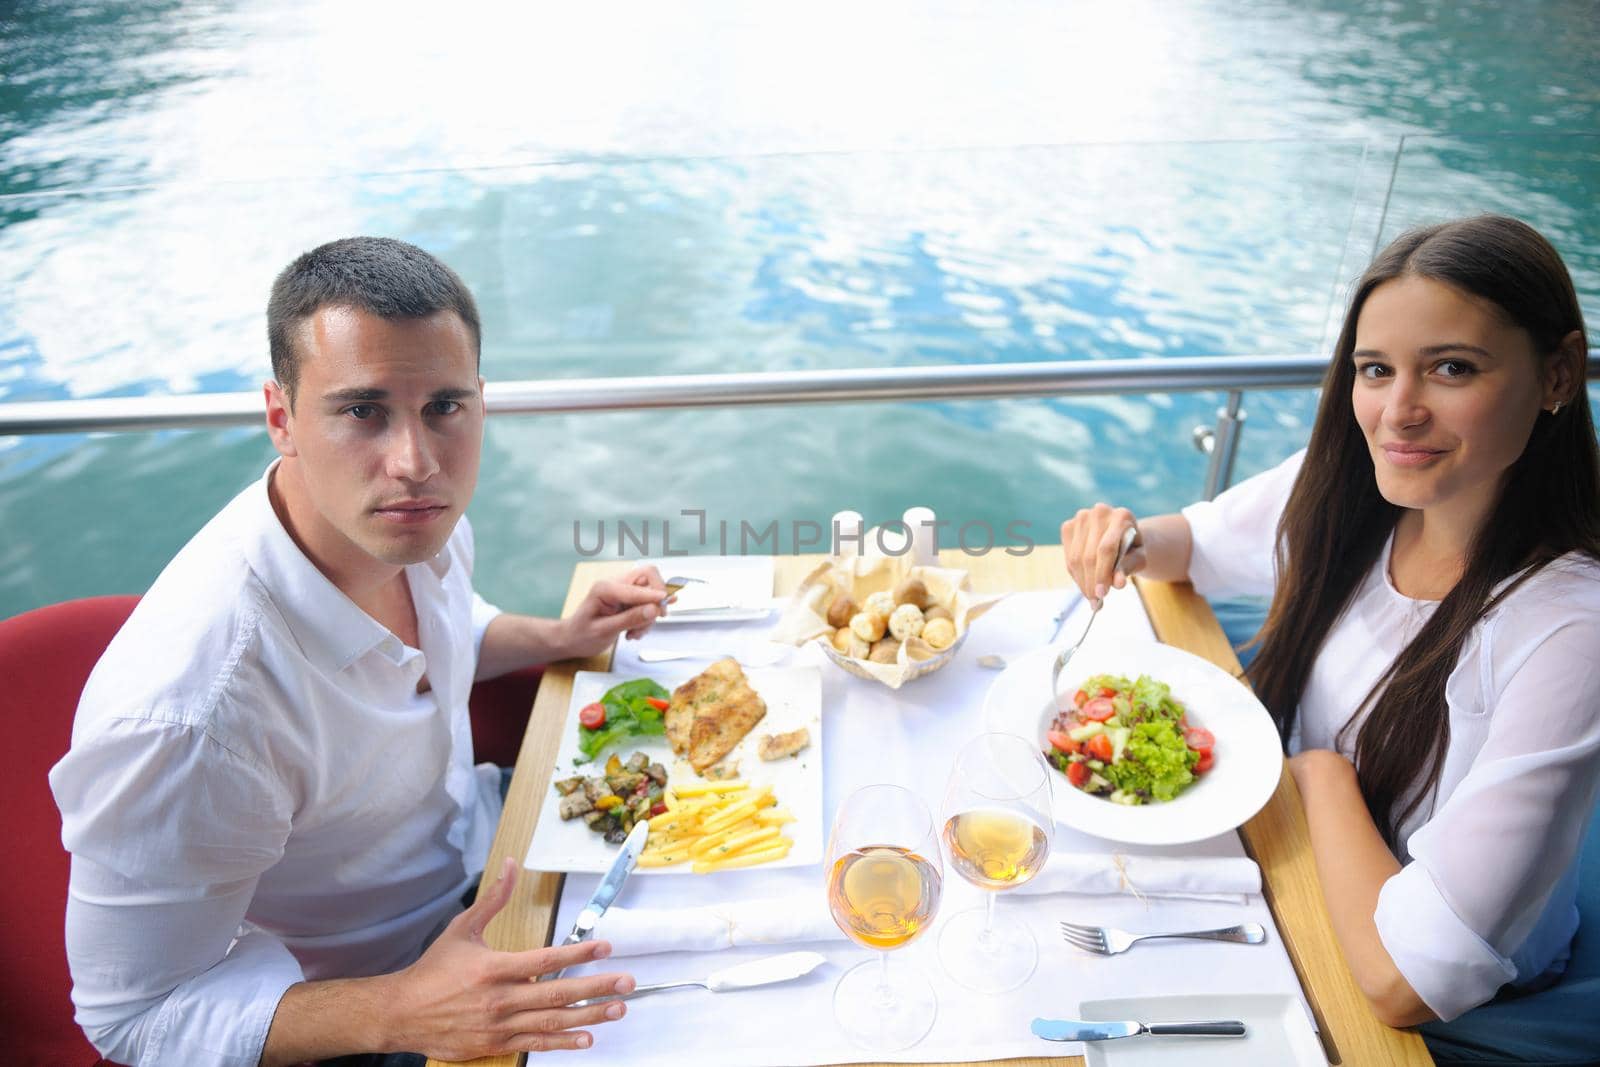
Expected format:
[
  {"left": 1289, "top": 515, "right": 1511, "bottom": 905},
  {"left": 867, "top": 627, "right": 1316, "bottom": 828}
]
[{"left": 553, "top": 583, "right": 1307, "bottom": 1064}]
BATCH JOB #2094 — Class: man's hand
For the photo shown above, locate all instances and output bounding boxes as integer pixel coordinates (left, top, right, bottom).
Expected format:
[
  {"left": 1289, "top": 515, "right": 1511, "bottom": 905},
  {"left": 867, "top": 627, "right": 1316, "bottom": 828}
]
[
  {"left": 383, "top": 858, "right": 635, "bottom": 1058},
  {"left": 556, "top": 565, "right": 669, "bottom": 659}
]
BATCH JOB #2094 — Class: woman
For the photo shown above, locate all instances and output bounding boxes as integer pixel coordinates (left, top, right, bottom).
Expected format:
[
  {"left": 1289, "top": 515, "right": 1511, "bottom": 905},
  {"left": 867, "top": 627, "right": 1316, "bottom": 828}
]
[{"left": 1060, "top": 215, "right": 1600, "bottom": 1055}]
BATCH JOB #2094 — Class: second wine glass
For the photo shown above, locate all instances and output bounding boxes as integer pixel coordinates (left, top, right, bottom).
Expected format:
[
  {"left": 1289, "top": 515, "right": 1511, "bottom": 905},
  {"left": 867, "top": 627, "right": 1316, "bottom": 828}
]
[
  {"left": 825, "top": 783, "right": 944, "bottom": 1052},
  {"left": 938, "top": 732, "right": 1054, "bottom": 993}
]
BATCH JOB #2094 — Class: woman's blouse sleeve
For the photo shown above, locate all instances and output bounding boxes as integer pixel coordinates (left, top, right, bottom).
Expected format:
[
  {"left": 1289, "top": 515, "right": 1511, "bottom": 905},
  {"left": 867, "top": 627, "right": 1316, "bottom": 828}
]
[
  {"left": 1374, "top": 581, "right": 1600, "bottom": 1020},
  {"left": 1178, "top": 450, "right": 1304, "bottom": 600}
]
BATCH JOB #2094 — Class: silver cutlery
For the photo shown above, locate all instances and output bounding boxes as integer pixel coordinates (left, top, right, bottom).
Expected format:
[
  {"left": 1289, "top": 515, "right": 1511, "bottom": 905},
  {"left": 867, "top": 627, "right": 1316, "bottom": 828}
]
[
  {"left": 1031, "top": 1017, "right": 1246, "bottom": 1041},
  {"left": 1059, "top": 919, "right": 1266, "bottom": 956},
  {"left": 1050, "top": 525, "right": 1137, "bottom": 699},
  {"left": 660, "top": 575, "right": 705, "bottom": 605},
  {"left": 1046, "top": 592, "right": 1082, "bottom": 642},
  {"left": 540, "top": 821, "right": 648, "bottom": 981},
  {"left": 636, "top": 644, "right": 790, "bottom": 666},
  {"left": 582, "top": 950, "right": 828, "bottom": 1005}
]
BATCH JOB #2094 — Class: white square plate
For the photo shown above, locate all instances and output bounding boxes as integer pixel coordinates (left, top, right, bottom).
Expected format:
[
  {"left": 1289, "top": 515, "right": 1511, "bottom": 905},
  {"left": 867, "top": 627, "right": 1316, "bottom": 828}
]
[
  {"left": 1077, "top": 994, "right": 1324, "bottom": 1067},
  {"left": 650, "top": 556, "right": 776, "bottom": 623},
  {"left": 524, "top": 663, "right": 823, "bottom": 874}
]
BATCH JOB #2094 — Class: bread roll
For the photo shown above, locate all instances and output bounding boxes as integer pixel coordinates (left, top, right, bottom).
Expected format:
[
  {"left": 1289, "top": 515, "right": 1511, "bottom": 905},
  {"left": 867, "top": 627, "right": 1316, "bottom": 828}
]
[
  {"left": 922, "top": 616, "right": 956, "bottom": 650},
  {"left": 826, "top": 593, "right": 858, "bottom": 629},
  {"left": 849, "top": 611, "right": 887, "bottom": 642},
  {"left": 893, "top": 577, "right": 931, "bottom": 609},
  {"left": 887, "top": 603, "right": 925, "bottom": 641},
  {"left": 863, "top": 590, "right": 896, "bottom": 620},
  {"left": 868, "top": 637, "right": 902, "bottom": 664}
]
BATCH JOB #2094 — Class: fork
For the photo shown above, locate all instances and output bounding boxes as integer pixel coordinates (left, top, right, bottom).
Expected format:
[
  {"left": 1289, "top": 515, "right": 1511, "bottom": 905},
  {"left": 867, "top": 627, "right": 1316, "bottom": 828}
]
[
  {"left": 1059, "top": 920, "right": 1265, "bottom": 956},
  {"left": 1050, "top": 525, "right": 1137, "bottom": 699}
]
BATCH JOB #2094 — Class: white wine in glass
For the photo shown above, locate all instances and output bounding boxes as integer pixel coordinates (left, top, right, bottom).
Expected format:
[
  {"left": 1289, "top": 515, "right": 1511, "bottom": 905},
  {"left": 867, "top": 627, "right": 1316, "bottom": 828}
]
[
  {"left": 825, "top": 784, "right": 944, "bottom": 1052},
  {"left": 938, "top": 733, "right": 1054, "bottom": 993}
]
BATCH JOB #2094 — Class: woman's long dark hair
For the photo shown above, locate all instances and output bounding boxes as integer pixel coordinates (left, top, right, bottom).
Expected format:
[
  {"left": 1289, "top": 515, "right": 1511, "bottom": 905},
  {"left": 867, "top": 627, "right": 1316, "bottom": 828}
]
[{"left": 1246, "top": 214, "right": 1600, "bottom": 851}]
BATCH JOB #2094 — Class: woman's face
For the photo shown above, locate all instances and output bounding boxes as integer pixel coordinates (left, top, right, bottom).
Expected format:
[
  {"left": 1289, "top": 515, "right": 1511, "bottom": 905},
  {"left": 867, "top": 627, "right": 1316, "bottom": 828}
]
[{"left": 1351, "top": 274, "right": 1553, "bottom": 530}]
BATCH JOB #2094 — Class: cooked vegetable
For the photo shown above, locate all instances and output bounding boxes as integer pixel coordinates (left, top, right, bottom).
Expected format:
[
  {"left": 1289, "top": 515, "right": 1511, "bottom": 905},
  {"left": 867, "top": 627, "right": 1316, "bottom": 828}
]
[{"left": 555, "top": 749, "right": 669, "bottom": 839}]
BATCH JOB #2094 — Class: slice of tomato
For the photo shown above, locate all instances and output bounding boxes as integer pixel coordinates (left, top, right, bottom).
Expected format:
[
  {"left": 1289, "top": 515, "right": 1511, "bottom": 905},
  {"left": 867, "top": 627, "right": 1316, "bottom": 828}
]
[
  {"left": 1080, "top": 696, "right": 1116, "bottom": 722},
  {"left": 1194, "top": 750, "right": 1215, "bottom": 774},
  {"left": 1046, "top": 730, "right": 1081, "bottom": 755},
  {"left": 1184, "top": 727, "right": 1216, "bottom": 752},
  {"left": 1066, "top": 761, "right": 1091, "bottom": 787},
  {"left": 1086, "top": 732, "right": 1115, "bottom": 762},
  {"left": 1073, "top": 688, "right": 1090, "bottom": 709},
  {"left": 578, "top": 702, "right": 606, "bottom": 729},
  {"left": 1099, "top": 686, "right": 1117, "bottom": 699},
  {"left": 645, "top": 696, "right": 670, "bottom": 711}
]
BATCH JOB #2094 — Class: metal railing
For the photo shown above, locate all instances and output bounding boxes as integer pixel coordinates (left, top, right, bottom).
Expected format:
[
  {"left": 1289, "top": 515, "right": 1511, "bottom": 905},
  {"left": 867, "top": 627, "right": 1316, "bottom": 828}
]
[{"left": 3, "top": 352, "right": 1598, "bottom": 498}]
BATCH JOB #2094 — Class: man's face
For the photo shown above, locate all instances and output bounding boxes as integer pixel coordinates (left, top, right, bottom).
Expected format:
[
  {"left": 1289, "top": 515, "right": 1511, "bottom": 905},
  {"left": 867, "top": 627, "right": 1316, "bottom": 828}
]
[{"left": 266, "top": 306, "right": 484, "bottom": 577}]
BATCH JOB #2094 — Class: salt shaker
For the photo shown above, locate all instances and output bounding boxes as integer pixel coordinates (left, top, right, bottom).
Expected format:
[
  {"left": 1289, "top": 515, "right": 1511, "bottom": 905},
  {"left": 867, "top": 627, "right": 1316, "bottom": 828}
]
[
  {"left": 831, "top": 509, "right": 864, "bottom": 559},
  {"left": 902, "top": 506, "right": 939, "bottom": 566}
]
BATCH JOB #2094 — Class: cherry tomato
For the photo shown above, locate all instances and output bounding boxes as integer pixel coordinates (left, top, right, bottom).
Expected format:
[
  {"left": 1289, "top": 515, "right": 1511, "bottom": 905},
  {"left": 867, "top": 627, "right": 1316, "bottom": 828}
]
[
  {"left": 578, "top": 702, "right": 606, "bottom": 729},
  {"left": 1099, "top": 686, "right": 1117, "bottom": 699},
  {"left": 1073, "top": 688, "right": 1090, "bottom": 709},
  {"left": 1184, "top": 727, "right": 1216, "bottom": 753},
  {"left": 1086, "top": 733, "right": 1115, "bottom": 762},
  {"left": 1047, "top": 730, "right": 1081, "bottom": 755},
  {"left": 645, "top": 696, "right": 670, "bottom": 711},
  {"left": 1194, "top": 750, "right": 1215, "bottom": 774},
  {"left": 1067, "top": 761, "right": 1091, "bottom": 788},
  {"left": 1080, "top": 696, "right": 1116, "bottom": 722}
]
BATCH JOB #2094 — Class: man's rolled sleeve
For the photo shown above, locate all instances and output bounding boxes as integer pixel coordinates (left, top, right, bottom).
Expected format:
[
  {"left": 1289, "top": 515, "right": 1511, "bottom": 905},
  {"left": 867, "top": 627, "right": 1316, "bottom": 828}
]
[
  {"left": 52, "top": 716, "right": 296, "bottom": 1065},
  {"left": 470, "top": 590, "right": 503, "bottom": 657},
  {"left": 1375, "top": 862, "right": 1517, "bottom": 1021}
]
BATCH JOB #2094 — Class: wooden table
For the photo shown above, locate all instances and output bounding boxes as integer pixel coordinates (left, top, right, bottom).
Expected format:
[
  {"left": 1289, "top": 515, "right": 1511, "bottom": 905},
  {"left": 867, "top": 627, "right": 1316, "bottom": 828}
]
[{"left": 429, "top": 553, "right": 1432, "bottom": 1067}]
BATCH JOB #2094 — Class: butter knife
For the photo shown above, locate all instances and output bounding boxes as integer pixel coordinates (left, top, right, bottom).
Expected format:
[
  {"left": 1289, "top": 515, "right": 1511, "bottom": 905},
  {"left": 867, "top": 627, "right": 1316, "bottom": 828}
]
[
  {"left": 1032, "top": 1018, "right": 1246, "bottom": 1041},
  {"left": 540, "top": 819, "right": 649, "bottom": 981},
  {"left": 579, "top": 951, "right": 827, "bottom": 1005}
]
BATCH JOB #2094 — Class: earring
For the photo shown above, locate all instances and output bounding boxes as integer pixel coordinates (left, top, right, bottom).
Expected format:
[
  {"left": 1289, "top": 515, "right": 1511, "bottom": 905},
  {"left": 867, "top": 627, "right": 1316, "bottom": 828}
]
[{"left": 1551, "top": 401, "right": 1564, "bottom": 416}]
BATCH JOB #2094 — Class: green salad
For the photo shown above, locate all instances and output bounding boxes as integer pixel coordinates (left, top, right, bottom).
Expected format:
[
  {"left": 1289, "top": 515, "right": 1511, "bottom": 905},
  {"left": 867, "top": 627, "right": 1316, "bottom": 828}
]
[
  {"left": 1044, "top": 672, "right": 1215, "bottom": 804},
  {"left": 574, "top": 678, "right": 671, "bottom": 764}
]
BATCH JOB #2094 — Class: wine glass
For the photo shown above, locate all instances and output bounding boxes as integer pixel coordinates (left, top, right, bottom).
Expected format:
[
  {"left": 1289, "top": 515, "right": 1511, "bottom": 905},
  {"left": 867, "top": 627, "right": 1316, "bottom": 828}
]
[
  {"left": 825, "top": 783, "right": 944, "bottom": 1052},
  {"left": 937, "top": 732, "right": 1054, "bottom": 993}
]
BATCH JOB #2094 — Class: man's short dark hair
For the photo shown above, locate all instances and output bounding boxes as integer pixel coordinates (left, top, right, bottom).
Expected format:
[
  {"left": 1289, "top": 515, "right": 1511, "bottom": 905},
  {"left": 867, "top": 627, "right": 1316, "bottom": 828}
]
[{"left": 267, "top": 237, "right": 482, "bottom": 403}]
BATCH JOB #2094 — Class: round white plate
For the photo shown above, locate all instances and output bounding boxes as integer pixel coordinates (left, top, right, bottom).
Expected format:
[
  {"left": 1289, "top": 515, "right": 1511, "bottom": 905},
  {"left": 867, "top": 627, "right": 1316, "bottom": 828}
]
[{"left": 982, "top": 641, "right": 1282, "bottom": 845}]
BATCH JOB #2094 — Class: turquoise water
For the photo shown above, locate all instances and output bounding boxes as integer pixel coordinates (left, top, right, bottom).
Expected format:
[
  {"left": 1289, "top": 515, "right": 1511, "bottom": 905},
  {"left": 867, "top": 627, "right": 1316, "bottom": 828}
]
[{"left": 2, "top": 1, "right": 1597, "bottom": 620}]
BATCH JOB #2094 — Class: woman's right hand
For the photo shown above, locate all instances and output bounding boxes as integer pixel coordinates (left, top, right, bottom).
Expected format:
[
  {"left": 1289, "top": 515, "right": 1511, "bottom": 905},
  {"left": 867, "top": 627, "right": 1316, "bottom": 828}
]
[{"left": 1060, "top": 504, "right": 1146, "bottom": 609}]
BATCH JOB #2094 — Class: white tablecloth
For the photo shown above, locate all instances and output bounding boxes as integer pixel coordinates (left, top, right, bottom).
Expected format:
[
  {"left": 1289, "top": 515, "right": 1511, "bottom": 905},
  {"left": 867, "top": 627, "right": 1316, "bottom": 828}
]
[{"left": 544, "top": 584, "right": 1308, "bottom": 1064}]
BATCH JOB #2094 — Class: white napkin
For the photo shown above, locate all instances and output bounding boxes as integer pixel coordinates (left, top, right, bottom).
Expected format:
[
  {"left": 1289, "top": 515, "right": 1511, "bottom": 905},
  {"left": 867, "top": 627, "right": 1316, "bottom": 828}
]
[
  {"left": 591, "top": 892, "right": 846, "bottom": 958},
  {"left": 1016, "top": 850, "right": 1261, "bottom": 904},
  {"left": 592, "top": 851, "right": 1258, "bottom": 958}
]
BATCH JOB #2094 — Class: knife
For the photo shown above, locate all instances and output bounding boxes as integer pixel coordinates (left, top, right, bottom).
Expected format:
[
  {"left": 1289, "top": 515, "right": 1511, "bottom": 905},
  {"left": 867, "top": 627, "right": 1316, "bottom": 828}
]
[
  {"left": 540, "top": 819, "right": 649, "bottom": 981},
  {"left": 579, "top": 950, "right": 828, "bottom": 1005},
  {"left": 1031, "top": 1018, "right": 1246, "bottom": 1041},
  {"left": 1047, "top": 591, "right": 1083, "bottom": 642}
]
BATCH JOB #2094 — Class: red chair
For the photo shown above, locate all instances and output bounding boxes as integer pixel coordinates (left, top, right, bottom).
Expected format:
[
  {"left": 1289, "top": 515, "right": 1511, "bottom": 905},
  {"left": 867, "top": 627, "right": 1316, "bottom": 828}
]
[
  {"left": 1, "top": 594, "right": 137, "bottom": 1067},
  {"left": 1, "top": 595, "right": 539, "bottom": 1066}
]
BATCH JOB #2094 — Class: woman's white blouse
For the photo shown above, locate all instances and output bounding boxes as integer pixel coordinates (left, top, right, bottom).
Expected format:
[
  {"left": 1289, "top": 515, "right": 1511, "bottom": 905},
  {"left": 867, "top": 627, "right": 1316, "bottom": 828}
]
[{"left": 1181, "top": 450, "right": 1600, "bottom": 1021}]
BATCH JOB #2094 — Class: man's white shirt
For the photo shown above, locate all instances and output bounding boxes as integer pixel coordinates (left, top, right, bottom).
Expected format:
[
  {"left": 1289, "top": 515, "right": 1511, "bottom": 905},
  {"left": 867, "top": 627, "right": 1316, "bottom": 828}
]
[{"left": 50, "top": 463, "right": 505, "bottom": 1067}]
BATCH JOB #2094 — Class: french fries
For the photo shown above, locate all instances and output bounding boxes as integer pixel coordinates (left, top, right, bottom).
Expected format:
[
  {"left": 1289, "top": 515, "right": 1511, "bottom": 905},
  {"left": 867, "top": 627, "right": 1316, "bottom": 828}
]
[{"left": 638, "top": 780, "right": 797, "bottom": 872}]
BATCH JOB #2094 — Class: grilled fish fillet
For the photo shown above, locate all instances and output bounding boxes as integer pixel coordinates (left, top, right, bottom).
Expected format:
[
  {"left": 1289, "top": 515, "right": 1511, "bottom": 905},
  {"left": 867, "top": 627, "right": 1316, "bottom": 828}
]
[
  {"left": 667, "top": 657, "right": 768, "bottom": 773},
  {"left": 758, "top": 727, "right": 811, "bottom": 761}
]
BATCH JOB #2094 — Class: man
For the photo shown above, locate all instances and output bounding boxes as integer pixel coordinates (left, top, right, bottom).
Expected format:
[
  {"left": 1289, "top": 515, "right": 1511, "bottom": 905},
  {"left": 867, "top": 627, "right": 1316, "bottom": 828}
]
[{"left": 50, "top": 237, "right": 666, "bottom": 1065}]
